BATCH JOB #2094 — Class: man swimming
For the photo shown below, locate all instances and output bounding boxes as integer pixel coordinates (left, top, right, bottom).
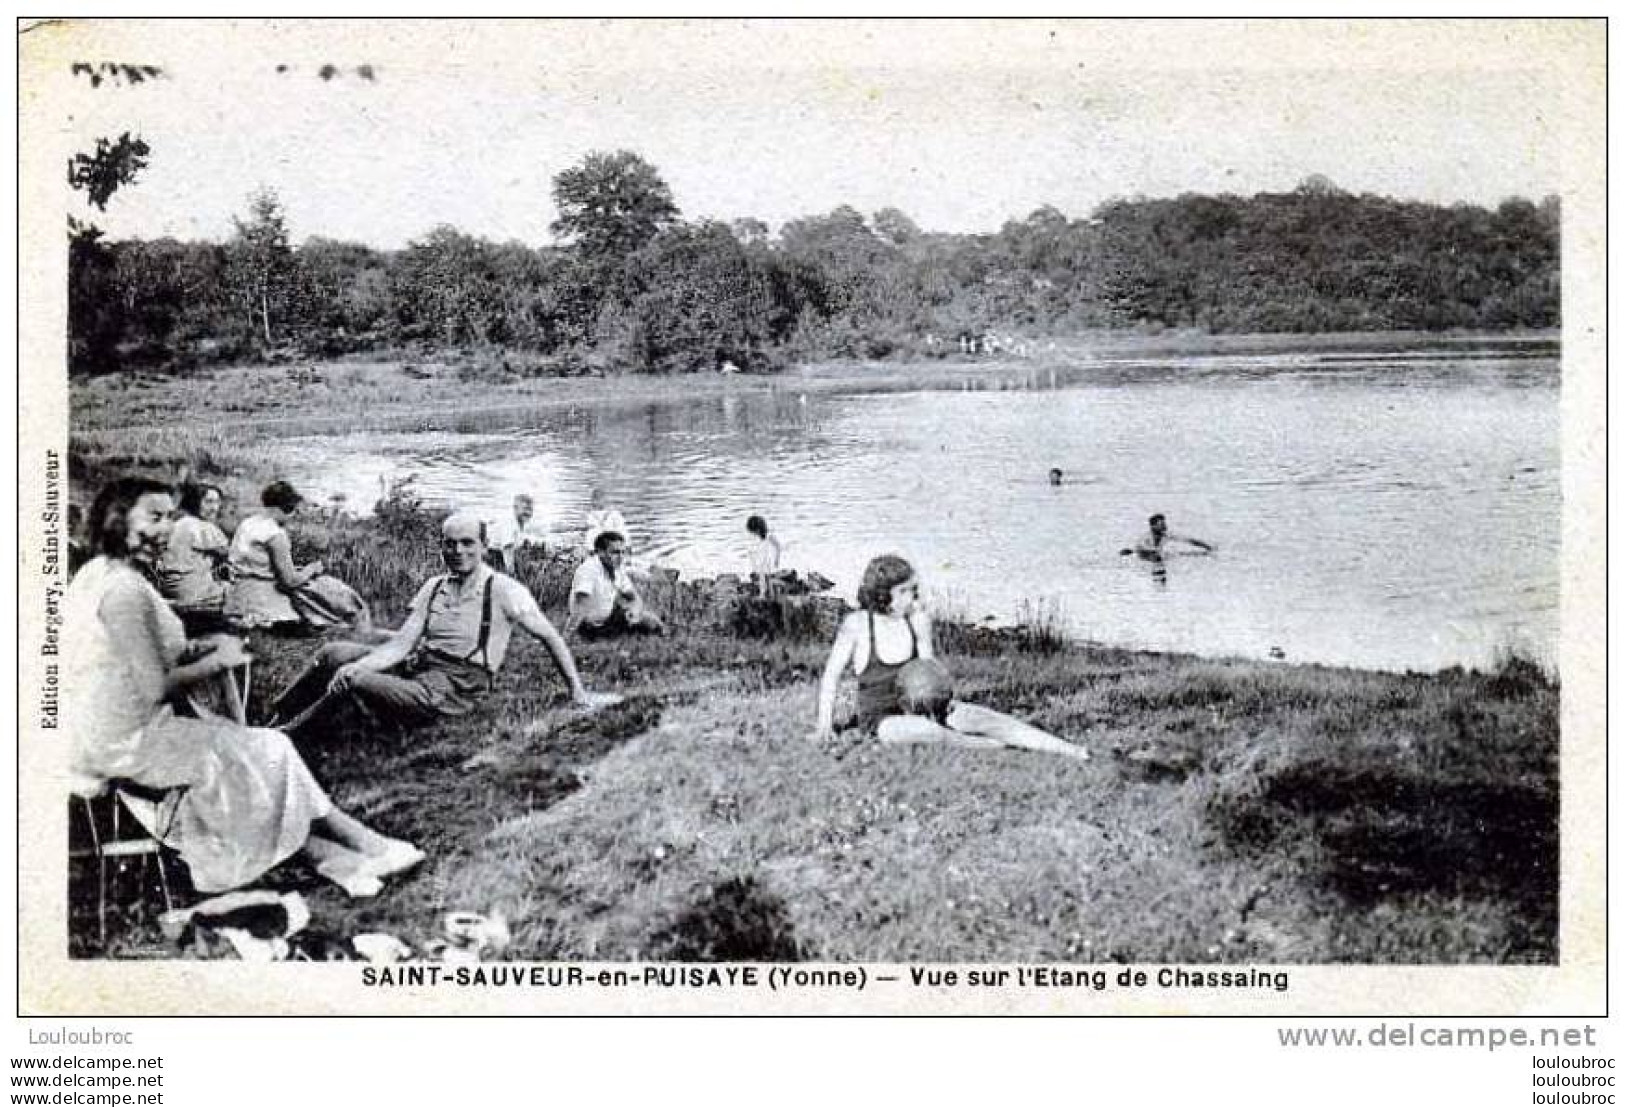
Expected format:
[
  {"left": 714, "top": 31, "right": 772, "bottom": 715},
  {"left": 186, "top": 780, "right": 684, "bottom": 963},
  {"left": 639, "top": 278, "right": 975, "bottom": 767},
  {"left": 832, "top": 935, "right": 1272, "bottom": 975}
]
[{"left": 1123, "top": 513, "right": 1215, "bottom": 559}]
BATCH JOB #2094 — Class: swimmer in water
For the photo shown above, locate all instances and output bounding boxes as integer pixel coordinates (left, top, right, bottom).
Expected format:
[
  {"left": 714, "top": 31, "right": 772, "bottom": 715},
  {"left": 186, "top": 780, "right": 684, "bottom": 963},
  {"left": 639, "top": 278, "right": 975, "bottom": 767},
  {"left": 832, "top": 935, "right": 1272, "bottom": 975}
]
[{"left": 1121, "top": 513, "right": 1215, "bottom": 560}]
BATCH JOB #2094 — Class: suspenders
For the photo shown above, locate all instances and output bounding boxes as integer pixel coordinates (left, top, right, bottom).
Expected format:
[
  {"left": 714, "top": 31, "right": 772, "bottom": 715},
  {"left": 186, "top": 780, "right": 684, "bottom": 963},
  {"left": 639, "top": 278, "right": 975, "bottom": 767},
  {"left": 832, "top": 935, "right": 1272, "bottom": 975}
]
[
  {"left": 419, "top": 572, "right": 496, "bottom": 684},
  {"left": 472, "top": 574, "right": 494, "bottom": 672}
]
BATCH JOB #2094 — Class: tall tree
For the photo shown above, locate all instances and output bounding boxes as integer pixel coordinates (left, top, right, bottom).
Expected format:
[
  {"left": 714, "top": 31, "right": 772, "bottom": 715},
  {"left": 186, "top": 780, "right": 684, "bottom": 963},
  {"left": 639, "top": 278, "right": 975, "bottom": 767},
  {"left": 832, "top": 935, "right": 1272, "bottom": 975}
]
[
  {"left": 550, "top": 150, "right": 680, "bottom": 260},
  {"left": 872, "top": 206, "right": 921, "bottom": 247},
  {"left": 67, "top": 132, "right": 150, "bottom": 215},
  {"left": 228, "top": 188, "right": 292, "bottom": 346},
  {"left": 67, "top": 133, "right": 151, "bottom": 374}
]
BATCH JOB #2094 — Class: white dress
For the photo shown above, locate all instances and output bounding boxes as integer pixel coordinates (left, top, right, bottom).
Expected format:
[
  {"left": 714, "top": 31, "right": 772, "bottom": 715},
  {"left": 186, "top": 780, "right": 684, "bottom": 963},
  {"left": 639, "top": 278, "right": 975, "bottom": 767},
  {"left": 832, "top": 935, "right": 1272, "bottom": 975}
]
[
  {"left": 225, "top": 513, "right": 368, "bottom": 630},
  {"left": 225, "top": 514, "right": 301, "bottom": 625},
  {"left": 65, "top": 558, "right": 333, "bottom": 893}
]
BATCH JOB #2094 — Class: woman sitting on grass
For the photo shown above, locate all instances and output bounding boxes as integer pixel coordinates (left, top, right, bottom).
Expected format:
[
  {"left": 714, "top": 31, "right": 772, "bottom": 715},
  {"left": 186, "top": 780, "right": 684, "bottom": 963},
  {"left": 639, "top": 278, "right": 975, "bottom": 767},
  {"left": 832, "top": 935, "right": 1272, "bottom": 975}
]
[
  {"left": 227, "top": 479, "right": 371, "bottom": 634},
  {"left": 155, "top": 481, "right": 232, "bottom": 634},
  {"left": 67, "top": 476, "right": 422, "bottom": 898},
  {"left": 812, "top": 554, "right": 1089, "bottom": 761}
]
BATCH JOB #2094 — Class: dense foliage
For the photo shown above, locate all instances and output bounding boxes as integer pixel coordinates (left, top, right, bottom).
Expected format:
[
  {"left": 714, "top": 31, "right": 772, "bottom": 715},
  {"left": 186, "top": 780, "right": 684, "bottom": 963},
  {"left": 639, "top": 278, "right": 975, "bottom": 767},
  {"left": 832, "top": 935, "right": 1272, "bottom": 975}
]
[{"left": 67, "top": 149, "right": 1559, "bottom": 376}]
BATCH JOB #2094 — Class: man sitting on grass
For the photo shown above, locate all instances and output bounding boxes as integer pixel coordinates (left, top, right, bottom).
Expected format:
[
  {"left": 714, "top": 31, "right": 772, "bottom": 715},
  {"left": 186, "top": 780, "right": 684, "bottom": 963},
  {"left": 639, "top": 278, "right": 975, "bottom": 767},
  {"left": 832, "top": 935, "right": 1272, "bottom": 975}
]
[
  {"left": 566, "top": 530, "right": 665, "bottom": 640},
  {"left": 271, "top": 512, "right": 620, "bottom": 732}
]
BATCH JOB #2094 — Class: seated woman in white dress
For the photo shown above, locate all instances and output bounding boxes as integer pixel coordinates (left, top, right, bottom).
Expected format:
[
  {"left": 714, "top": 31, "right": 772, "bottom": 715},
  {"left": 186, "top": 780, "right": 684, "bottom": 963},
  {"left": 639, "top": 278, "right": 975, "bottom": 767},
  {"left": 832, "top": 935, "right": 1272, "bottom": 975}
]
[
  {"left": 67, "top": 476, "right": 421, "bottom": 897},
  {"left": 155, "top": 482, "right": 231, "bottom": 634},
  {"left": 226, "top": 480, "right": 370, "bottom": 633},
  {"left": 812, "top": 554, "right": 1089, "bottom": 761}
]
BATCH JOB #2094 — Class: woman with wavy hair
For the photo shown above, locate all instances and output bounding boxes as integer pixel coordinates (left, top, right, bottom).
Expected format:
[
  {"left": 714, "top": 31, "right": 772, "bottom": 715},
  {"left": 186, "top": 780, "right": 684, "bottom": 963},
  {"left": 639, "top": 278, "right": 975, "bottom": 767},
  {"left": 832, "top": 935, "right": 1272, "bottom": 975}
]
[
  {"left": 66, "top": 476, "right": 421, "bottom": 896},
  {"left": 155, "top": 481, "right": 231, "bottom": 633},
  {"left": 813, "top": 554, "right": 1088, "bottom": 761}
]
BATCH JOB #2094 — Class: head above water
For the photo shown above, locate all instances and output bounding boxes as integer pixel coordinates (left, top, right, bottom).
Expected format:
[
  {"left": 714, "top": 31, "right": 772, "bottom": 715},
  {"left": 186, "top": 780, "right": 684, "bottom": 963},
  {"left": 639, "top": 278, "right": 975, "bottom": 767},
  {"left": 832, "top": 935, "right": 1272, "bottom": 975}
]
[
  {"left": 1048, "top": 468, "right": 1063, "bottom": 486},
  {"left": 89, "top": 476, "right": 174, "bottom": 562},
  {"left": 857, "top": 554, "right": 918, "bottom": 615},
  {"left": 441, "top": 511, "right": 488, "bottom": 577},
  {"left": 746, "top": 514, "right": 769, "bottom": 539},
  {"left": 1149, "top": 513, "right": 1167, "bottom": 536},
  {"left": 513, "top": 494, "right": 534, "bottom": 521}
]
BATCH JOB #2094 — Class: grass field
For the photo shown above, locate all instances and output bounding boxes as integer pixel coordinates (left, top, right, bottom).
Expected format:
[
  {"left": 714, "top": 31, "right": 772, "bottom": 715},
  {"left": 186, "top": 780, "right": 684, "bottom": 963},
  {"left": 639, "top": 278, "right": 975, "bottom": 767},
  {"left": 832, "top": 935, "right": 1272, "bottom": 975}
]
[{"left": 67, "top": 455, "right": 1560, "bottom": 964}]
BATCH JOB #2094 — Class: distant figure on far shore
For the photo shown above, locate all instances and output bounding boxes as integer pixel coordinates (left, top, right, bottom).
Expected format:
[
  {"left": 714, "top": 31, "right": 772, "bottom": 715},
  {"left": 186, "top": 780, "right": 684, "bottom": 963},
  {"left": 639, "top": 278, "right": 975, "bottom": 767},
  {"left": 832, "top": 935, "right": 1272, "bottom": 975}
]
[
  {"left": 1122, "top": 513, "right": 1215, "bottom": 560},
  {"left": 746, "top": 514, "right": 783, "bottom": 598}
]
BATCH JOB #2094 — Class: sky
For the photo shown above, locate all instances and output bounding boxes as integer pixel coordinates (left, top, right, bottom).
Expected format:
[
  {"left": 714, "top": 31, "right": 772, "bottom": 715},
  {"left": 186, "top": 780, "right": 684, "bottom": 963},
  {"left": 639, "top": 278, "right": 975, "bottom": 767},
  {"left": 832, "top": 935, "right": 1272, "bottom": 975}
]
[{"left": 24, "top": 19, "right": 1592, "bottom": 249}]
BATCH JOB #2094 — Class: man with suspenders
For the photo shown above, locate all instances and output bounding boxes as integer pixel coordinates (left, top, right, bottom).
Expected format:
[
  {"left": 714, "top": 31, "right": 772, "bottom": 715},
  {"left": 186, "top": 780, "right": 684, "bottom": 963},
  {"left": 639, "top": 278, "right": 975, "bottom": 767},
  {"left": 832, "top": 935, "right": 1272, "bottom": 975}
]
[{"left": 272, "top": 513, "right": 620, "bottom": 732}]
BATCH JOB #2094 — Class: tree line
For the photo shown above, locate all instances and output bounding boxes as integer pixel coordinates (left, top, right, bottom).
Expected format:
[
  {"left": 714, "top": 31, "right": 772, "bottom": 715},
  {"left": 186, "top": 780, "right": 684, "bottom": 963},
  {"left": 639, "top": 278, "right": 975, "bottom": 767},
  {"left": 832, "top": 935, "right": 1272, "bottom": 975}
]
[{"left": 67, "top": 148, "right": 1560, "bottom": 377}]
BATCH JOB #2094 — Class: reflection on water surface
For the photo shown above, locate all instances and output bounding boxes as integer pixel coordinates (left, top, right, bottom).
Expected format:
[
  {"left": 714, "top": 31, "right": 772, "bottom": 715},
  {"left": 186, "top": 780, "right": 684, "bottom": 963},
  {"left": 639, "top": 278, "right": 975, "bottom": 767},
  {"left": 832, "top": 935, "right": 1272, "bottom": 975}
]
[{"left": 274, "top": 340, "right": 1559, "bottom": 672}]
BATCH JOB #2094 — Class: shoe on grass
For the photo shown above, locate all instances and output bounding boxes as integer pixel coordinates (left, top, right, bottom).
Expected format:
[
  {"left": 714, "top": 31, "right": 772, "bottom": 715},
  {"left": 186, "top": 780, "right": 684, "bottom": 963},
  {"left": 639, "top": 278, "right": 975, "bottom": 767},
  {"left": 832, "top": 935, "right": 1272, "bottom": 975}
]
[{"left": 364, "top": 841, "right": 426, "bottom": 881}]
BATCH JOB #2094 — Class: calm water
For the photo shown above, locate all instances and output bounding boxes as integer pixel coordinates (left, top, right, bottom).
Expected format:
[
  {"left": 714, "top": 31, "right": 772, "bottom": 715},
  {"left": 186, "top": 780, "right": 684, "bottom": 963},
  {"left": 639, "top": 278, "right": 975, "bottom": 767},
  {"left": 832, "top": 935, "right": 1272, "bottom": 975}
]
[{"left": 273, "top": 339, "right": 1560, "bottom": 672}]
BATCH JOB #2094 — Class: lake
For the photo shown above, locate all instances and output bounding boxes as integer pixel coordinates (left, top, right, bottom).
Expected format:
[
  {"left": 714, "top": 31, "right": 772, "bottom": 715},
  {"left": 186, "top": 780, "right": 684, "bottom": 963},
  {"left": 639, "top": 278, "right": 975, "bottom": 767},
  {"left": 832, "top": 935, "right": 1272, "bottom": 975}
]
[{"left": 272, "top": 337, "right": 1560, "bottom": 673}]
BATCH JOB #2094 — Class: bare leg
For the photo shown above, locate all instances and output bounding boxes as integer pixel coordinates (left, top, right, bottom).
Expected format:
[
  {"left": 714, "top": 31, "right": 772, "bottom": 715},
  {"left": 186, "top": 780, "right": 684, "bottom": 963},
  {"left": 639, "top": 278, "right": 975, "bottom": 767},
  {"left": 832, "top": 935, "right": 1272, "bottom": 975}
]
[
  {"left": 945, "top": 700, "right": 1089, "bottom": 761},
  {"left": 877, "top": 714, "right": 1005, "bottom": 751},
  {"left": 303, "top": 834, "right": 382, "bottom": 897},
  {"left": 314, "top": 808, "right": 398, "bottom": 856},
  {"left": 304, "top": 834, "right": 367, "bottom": 867},
  {"left": 314, "top": 809, "right": 425, "bottom": 879}
]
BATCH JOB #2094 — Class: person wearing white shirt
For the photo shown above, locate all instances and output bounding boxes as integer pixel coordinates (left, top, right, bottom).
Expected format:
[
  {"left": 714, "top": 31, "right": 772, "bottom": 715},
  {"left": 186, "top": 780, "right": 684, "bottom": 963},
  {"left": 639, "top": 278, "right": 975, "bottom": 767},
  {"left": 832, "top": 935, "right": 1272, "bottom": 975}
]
[
  {"left": 488, "top": 493, "right": 542, "bottom": 573},
  {"left": 273, "top": 513, "right": 620, "bottom": 731},
  {"left": 746, "top": 514, "right": 783, "bottom": 598},
  {"left": 567, "top": 530, "right": 665, "bottom": 639}
]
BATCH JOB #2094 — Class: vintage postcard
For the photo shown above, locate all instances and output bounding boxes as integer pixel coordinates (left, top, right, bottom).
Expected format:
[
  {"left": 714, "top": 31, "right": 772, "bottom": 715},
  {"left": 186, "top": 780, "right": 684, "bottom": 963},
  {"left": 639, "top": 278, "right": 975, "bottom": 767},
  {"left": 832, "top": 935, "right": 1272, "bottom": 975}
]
[{"left": 15, "top": 18, "right": 1605, "bottom": 1015}]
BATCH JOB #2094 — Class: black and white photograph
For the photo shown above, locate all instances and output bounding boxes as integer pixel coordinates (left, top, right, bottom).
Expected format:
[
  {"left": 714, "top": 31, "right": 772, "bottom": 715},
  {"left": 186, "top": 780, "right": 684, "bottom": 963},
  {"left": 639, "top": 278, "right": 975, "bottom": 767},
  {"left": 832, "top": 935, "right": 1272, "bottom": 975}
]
[{"left": 15, "top": 18, "right": 1604, "bottom": 1018}]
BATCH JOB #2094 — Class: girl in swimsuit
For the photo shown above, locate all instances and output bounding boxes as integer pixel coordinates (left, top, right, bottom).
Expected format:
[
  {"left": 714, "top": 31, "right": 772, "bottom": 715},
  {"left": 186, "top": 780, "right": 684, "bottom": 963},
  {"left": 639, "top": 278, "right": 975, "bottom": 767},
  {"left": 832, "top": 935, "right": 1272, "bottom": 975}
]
[{"left": 812, "top": 555, "right": 1089, "bottom": 760}]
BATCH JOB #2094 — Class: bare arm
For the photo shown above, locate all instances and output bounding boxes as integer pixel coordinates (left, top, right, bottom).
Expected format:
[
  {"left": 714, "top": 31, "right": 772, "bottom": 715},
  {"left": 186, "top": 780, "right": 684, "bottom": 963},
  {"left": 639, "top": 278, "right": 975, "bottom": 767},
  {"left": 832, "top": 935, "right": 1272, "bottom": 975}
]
[
  {"left": 913, "top": 609, "right": 936, "bottom": 660},
  {"left": 165, "top": 636, "right": 251, "bottom": 698},
  {"left": 614, "top": 568, "right": 640, "bottom": 601},
  {"left": 199, "top": 522, "right": 231, "bottom": 565},
  {"left": 511, "top": 594, "right": 616, "bottom": 707},
  {"left": 266, "top": 530, "right": 323, "bottom": 588},
  {"left": 329, "top": 605, "right": 426, "bottom": 691},
  {"left": 814, "top": 616, "right": 860, "bottom": 739},
  {"left": 563, "top": 583, "right": 589, "bottom": 634}
]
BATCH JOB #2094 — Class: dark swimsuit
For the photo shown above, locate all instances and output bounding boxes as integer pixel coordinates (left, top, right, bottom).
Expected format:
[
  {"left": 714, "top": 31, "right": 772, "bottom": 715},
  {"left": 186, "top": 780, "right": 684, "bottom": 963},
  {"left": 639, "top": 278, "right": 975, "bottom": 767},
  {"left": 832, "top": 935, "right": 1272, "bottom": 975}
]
[{"left": 853, "top": 610, "right": 919, "bottom": 729}]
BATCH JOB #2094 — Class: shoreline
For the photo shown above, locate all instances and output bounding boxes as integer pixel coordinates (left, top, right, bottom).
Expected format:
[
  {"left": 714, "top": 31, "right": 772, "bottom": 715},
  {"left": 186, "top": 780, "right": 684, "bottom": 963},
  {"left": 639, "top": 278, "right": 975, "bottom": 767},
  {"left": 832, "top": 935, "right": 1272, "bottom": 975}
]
[
  {"left": 71, "top": 327, "right": 1558, "bottom": 437},
  {"left": 66, "top": 329, "right": 1558, "bottom": 682}
]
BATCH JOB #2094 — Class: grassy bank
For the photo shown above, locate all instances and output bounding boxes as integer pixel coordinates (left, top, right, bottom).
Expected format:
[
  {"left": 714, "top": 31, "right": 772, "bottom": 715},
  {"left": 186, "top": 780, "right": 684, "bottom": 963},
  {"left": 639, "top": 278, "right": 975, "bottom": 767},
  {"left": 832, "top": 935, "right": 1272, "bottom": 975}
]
[{"left": 69, "top": 490, "right": 1559, "bottom": 963}]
